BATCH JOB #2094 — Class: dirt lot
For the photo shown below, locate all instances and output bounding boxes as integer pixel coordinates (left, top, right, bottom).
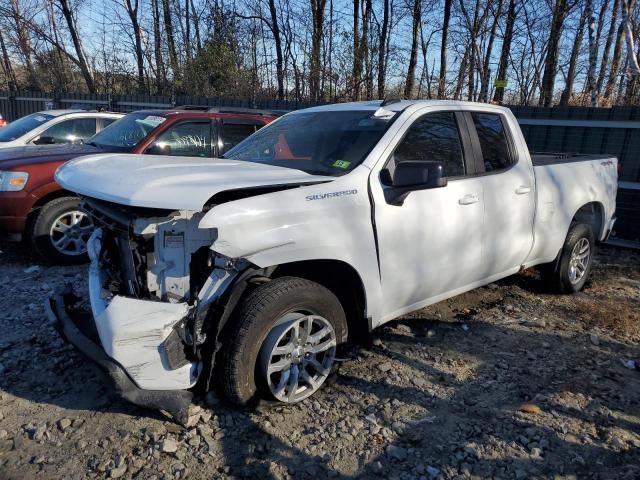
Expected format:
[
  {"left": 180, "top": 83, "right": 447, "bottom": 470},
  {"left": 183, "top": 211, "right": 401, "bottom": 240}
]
[{"left": 0, "top": 241, "right": 639, "bottom": 480}]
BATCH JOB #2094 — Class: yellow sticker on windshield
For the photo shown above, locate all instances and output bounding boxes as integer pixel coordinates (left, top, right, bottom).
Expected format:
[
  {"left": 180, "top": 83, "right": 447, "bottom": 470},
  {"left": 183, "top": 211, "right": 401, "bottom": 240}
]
[{"left": 332, "top": 160, "right": 351, "bottom": 169}]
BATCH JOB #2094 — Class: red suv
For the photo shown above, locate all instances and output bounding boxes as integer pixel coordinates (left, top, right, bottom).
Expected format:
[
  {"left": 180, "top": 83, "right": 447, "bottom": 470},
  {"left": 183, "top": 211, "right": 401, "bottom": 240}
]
[{"left": 0, "top": 107, "right": 278, "bottom": 263}]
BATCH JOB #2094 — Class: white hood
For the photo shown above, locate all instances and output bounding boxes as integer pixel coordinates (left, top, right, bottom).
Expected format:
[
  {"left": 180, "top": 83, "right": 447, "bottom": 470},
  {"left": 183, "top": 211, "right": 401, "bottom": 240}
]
[{"left": 55, "top": 153, "right": 334, "bottom": 210}]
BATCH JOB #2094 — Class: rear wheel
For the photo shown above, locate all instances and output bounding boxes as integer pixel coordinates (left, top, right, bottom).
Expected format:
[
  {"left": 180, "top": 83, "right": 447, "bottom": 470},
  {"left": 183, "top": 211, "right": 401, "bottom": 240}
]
[
  {"left": 29, "top": 196, "right": 93, "bottom": 265},
  {"left": 217, "top": 276, "right": 347, "bottom": 406},
  {"left": 541, "top": 223, "right": 595, "bottom": 293}
]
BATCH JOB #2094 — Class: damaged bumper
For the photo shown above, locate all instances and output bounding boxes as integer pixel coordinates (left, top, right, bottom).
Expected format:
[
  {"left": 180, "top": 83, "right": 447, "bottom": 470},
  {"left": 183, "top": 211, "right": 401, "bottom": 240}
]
[{"left": 46, "top": 292, "right": 193, "bottom": 424}]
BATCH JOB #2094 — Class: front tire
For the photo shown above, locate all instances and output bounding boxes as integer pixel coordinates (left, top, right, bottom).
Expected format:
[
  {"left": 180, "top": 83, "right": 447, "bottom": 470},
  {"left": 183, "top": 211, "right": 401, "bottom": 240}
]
[
  {"left": 217, "top": 276, "right": 347, "bottom": 406},
  {"left": 29, "top": 197, "right": 93, "bottom": 265},
  {"left": 541, "top": 223, "right": 595, "bottom": 293}
]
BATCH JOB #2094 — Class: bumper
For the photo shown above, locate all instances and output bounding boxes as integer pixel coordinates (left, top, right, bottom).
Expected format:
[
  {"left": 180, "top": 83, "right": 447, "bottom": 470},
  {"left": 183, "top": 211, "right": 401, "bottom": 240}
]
[
  {"left": 0, "top": 192, "right": 30, "bottom": 234},
  {"left": 0, "top": 216, "right": 26, "bottom": 236},
  {"left": 46, "top": 292, "right": 193, "bottom": 424}
]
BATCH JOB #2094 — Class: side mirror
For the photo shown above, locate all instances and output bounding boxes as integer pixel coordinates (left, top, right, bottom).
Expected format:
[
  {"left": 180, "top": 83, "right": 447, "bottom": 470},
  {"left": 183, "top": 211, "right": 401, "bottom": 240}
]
[{"left": 383, "top": 160, "right": 447, "bottom": 205}]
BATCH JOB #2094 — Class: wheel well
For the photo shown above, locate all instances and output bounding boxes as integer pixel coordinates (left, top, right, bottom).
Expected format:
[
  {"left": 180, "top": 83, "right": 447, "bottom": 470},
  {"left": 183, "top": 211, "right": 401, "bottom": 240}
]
[
  {"left": 25, "top": 190, "right": 78, "bottom": 234},
  {"left": 271, "top": 260, "right": 369, "bottom": 343},
  {"left": 572, "top": 202, "right": 604, "bottom": 240}
]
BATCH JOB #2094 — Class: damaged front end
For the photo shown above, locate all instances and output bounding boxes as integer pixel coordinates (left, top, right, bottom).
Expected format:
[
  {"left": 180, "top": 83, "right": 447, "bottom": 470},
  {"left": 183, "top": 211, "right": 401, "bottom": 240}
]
[{"left": 46, "top": 197, "right": 252, "bottom": 423}]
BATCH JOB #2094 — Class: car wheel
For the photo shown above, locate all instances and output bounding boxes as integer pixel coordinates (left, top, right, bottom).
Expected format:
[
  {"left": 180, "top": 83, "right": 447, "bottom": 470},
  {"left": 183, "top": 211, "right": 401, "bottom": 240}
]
[
  {"left": 30, "top": 196, "right": 93, "bottom": 265},
  {"left": 541, "top": 223, "right": 595, "bottom": 293},
  {"left": 218, "top": 276, "right": 347, "bottom": 406}
]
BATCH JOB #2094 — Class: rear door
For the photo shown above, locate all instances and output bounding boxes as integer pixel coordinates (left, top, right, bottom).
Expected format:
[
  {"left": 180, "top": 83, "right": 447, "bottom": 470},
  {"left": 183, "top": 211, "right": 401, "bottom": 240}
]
[
  {"left": 144, "top": 120, "right": 213, "bottom": 157},
  {"left": 465, "top": 111, "right": 535, "bottom": 278},
  {"left": 217, "top": 119, "right": 263, "bottom": 156}
]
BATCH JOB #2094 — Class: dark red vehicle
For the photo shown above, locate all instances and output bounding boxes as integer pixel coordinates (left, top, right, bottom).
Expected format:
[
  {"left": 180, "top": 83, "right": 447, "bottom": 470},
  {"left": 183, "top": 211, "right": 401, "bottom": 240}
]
[{"left": 0, "top": 107, "right": 278, "bottom": 263}]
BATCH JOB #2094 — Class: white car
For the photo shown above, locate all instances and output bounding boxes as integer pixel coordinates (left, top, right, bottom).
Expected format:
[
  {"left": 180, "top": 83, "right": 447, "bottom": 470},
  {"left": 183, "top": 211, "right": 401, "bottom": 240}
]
[
  {"left": 0, "top": 110, "right": 122, "bottom": 147},
  {"left": 49, "top": 100, "right": 618, "bottom": 423}
]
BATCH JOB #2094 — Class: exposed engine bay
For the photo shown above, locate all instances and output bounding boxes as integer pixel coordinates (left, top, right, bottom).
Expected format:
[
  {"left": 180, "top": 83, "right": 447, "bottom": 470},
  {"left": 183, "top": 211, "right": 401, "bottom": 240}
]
[{"left": 80, "top": 196, "right": 251, "bottom": 392}]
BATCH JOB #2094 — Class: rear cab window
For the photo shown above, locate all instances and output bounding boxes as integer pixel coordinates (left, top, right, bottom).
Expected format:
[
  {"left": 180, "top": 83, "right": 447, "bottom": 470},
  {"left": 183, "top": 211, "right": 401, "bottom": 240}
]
[{"left": 469, "top": 112, "right": 515, "bottom": 173}]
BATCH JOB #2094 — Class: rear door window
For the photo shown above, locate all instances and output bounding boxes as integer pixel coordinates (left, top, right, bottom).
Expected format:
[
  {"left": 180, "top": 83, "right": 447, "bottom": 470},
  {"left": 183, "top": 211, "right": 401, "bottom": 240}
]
[
  {"left": 146, "top": 121, "right": 212, "bottom": 157},
  {"left": 470, "top": 113, "right": 513, "bottom": 172},
  {"left": 221, "top": 123, "right": 259, "bottom": 154},
  {"left": 34, "top": 118, "right": 97, "bottom": 144}
]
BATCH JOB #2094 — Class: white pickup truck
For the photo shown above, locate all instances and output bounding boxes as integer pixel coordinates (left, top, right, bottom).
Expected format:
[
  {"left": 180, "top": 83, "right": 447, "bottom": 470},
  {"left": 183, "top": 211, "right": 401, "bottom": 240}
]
[{"left": 48, "top": 100, "right": 617, "bottom": 423}]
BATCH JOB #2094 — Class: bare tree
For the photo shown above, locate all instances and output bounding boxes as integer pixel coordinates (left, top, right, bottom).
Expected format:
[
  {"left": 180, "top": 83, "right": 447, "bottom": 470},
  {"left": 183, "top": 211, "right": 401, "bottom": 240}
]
[
  {"left": 163, "top": 0, "right": 180, "bottom": 80},
  {"left": 119, "top": 0, "right": 146, "bottom": 92},
  {"left": 0, "top": 31, "right": 18, "bottom": 90},
  {"left": 404, "top": 0, "right": 422, "bottom": 98},
  {"left": 377, "top": 0, "right": 390, "bottom": 98},
  {"left": 310, "top": 0, "right": 327, "bottom": 101},
  {"left": 596, "top": 0, "right": 619, "bottom": 96},
  {"left": 586, "top": 0, "right": 598, "bottom": 105},
  {"left": 560, "top": 4, "right": 587, "bottom": 105},
  {"left": 622, "top": 0, "right": 640, "bottom": 74},
  {"left": 493, "top": 0, "right": 517, "bottom": 103},
  {"left": 437, "top": 0, "right": 452, "bottom": 98},
  {"left": 540, "top": 0, "right": 577, "bottom": 106}
]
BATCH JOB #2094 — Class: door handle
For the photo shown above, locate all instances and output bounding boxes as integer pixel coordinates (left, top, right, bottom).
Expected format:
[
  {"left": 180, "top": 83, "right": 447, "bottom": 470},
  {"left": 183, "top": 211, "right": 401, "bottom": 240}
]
[
  {"left": 515, "top": 185, "right": 532, "bottom": 195},
  {"left": 458, "top": 193, "right": 479, "bottom": 205}
]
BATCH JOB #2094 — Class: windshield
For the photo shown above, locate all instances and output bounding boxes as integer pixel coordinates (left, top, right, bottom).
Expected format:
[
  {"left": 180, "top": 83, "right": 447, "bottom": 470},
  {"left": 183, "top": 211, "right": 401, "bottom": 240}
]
[
  {"left": 86, "top": 112, "right": 167, "bottom": 151},
  {"left": 0, "top": 113, "right": 54, "bottom": 142},
  {"left": 222, "top": 110, "right": 395, "bottom": 176}
]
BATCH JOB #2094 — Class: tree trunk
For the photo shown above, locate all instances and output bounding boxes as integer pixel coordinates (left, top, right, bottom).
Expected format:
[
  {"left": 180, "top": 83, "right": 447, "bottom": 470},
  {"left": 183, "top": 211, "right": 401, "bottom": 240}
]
[
  {"left": 621, "top": 0, "right": 640, "bottom": 75},
  {"left": 10, "top": 0, "right": 41, "bottom": 90},
  {"left": 151, "top": 0, "right": 166, "bottom": 93},
  {"left": 540, "top": 0, "right": 570, "bottom": 107},
  {"left": 310, "top": 0, "right": 327, "bottom": 101},
  {"left": 493, "top": 0, "right": 517, "bottom": 103},
  {"left": 190, "top": 0, "right": 202, "bottom": 53},
  {"left": 124, "top": 0, "right": 145, "bottom": 93},
  {"left": 603, "top": 13, "right": 628, "bottom": 100},
  {"left": 437, "top": 0, "right": 453, "bottom": 98},
  {"left": 377, "top": 0, "right": 390, "bottom": 98},
  {"left": 362, "top": 0, "right": 373, "bottom": 99},
  {"left": 454, "top": 49, "right": 469, "bottom": 100},
  {"left": 0, "top": 31, "right": 17, "bottom": 90},
  {"left": 559, "top": 4, "right": 587, "bottom": 105},
  {"left": 404, "top": 0, "right": 422, "bottom": 98},
  {"left": 596, "top": 0, "right": 619, "bottom": 95},
  {"left": 480, "top": 0, "right": 504, "bottom": 102},
  {"left": 56, "top": 0, "right": 96, "bottom": 92},
  {"left": 586, "top": 0, "right": 598, "bottom": 105},
  {"left": 352, "top": 0, "right": 361, "bottom": 100},
  {"left": 163, "top": 0, "right": 180, "bottom": 81},
  {"left": 268, "top": 0, "right": 285, "bottom": 99}
]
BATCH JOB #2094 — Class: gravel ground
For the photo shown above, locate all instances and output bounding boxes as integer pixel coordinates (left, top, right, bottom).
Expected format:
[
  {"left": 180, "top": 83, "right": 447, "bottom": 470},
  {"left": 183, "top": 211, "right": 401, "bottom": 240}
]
[{"left": 0, "top": 241, "right": 639, "bottom": 480}]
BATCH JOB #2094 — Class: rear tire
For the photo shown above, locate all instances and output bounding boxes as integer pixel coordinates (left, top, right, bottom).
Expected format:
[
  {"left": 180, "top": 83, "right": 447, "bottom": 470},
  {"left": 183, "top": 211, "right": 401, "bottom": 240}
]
[
  {"left": 29, "top": 197, "right": 93, "bottom": 265},
  {"left": 217, "top": 276, "right": 347, "bottom": 406},
  {"left": 541, "top": 223, "right": 595, "bottom": 293}
]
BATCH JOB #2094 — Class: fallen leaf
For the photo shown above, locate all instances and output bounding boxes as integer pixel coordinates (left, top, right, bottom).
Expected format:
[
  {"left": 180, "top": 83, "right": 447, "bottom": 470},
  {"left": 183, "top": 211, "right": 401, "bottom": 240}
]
[{"left": 520, "top": 403, "right": 542, "bottom": 415}]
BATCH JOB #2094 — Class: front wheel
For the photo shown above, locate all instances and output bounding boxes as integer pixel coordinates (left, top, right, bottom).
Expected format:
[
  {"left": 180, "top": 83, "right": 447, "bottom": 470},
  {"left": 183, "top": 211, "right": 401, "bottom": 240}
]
[
  {"left": 29, "top": 196, "right": 94, "bottom": 265},
  {"left": 541, "top": 223, "right": 595, "bottom": 293},
  {"left": 217, "top": 276, "right": 348, "bottom": 406}
]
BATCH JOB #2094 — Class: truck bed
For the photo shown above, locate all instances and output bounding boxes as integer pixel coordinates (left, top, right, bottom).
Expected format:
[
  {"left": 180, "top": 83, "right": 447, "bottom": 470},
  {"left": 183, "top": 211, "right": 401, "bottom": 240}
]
[{"left": 531, "top": 152, "right": 611, "bottom": 166}]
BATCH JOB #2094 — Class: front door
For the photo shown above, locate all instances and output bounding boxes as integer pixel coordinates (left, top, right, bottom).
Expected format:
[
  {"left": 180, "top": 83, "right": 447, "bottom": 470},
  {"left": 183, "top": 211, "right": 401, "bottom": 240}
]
[{"left": 371, "top": 110, "right": 485, "bottom": 322}]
